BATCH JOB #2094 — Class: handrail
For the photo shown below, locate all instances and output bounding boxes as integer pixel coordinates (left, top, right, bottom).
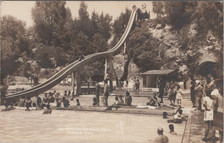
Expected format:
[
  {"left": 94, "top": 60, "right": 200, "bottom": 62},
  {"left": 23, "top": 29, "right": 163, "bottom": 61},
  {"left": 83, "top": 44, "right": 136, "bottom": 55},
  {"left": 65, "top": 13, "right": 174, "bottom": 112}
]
[{"left": 6, "top": 8, "right": 138, "bottom": 100}]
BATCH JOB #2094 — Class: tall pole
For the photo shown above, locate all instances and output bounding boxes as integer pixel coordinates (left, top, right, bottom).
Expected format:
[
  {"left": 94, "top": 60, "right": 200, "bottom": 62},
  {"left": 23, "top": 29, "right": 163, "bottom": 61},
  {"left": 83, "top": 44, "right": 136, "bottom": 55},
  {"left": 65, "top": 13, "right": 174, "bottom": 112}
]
[
  {"left": 75, "top": 70, "right": 81, "bottom": 97},
  {"left": 104, "top": 57, "right": 108, "bottom": 80},
  {"left": 124, "top": 41, "right": 127, "bottom": 54},
  {"left": 72, "top": 72, "right": 76, "bottom": 98},
  {"left": 108, "top": 56, "right": 114, "bottom": 92}
]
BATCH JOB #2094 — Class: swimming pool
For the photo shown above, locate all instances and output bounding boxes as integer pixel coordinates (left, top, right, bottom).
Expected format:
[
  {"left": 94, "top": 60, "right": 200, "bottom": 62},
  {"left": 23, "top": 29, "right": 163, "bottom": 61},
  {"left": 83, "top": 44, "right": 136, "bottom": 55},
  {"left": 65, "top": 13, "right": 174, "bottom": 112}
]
[{"left": 0, "top": 109, "right": 186, "bottom": 143}]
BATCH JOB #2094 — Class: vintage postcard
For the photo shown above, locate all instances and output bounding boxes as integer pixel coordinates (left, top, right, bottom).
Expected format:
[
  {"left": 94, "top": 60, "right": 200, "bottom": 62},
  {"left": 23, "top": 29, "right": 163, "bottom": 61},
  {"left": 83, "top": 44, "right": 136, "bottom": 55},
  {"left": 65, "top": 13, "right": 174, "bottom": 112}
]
[{"left": 0, "top": 1, "right": 223, "bottom": 143}]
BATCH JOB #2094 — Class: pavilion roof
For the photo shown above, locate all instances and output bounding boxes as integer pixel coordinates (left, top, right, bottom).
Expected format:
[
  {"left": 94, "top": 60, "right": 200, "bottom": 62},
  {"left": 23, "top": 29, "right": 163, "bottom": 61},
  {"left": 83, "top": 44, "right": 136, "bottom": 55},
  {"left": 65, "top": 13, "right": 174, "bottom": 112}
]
[{"left": 141, "top": 70, "right": 176, "bottom": 76}]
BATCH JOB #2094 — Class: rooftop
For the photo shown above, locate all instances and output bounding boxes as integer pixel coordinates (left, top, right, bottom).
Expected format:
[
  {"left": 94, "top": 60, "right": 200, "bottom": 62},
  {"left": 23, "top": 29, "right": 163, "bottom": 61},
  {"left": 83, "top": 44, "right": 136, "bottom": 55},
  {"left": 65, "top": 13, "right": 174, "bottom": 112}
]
[{"left": 141, "top": 69, "right": 175, "bottom": 76}]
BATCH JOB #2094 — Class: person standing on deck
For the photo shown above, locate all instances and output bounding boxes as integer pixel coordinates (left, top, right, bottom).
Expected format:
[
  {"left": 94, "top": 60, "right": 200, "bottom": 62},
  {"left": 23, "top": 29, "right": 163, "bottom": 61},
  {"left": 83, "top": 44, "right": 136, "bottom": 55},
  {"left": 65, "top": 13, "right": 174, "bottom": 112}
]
[
  {"left": 159, "top": 78, "right": 166, "bottom": 103},
  {"left": 135, "top": 79, "right": 140, "bottom": 96},
  {"left": 103, "top": 80, "right": 110, "bottom": 107},
  {"left": 202, "top": 91, "right": 215, "bottom": 142},
  {"left": 36, "top": 95, "right": 42, "bottom": 109},
  {"left": 43, "top": 93, "right": 49, "bottom": 105},
  {"left": 176, "top": 86, "right": 183, "bottom": 106},
  {"left": 55, "top": 93, "right": 61, "bottom": 107},
  {"left": 195, "top": 80, "right": 204, "bottom": 111},
  {"left": 190, "top": 78, "right": 196, "bottom": 107},
  {"left": 211, "top": 85, "right": 223, "bottom": 142},
  {"left": 125, "top": 91, "right": 132, "bottom": 106},
  {"left": 168, "top": 82, "right": 177, "bottom": 105}
]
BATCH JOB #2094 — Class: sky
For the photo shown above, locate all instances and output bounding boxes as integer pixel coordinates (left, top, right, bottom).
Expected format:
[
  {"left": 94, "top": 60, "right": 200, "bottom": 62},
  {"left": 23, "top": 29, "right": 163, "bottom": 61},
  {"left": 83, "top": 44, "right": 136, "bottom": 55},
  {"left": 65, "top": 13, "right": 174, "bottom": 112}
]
[{"left": 0, "top": 1, "right": 156, "bottom": 28}]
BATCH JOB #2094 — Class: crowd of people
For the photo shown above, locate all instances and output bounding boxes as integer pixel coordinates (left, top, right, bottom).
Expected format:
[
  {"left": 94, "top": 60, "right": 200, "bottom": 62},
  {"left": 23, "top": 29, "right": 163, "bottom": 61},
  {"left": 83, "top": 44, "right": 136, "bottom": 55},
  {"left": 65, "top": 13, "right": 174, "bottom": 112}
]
[
  {"left": 189, "top": 76, "right": 223, "bottom": 142},
  {"left": 6, "top": 78, "right": 134, "bottom": 113},
  {"left": 15, "top": 89, "right": 79, "bottom": 114},
  {"left": 104, "top": 90, "right": 132, "bottom": 110},
  {"left": 116, "top": 78, "right": 140, "bottom": 96},
  {"left": 93, "top": 80, "right": 133, "bottom": 110},
  {"left": 167, "top": 82, "right": 183, "bottom": 107}
]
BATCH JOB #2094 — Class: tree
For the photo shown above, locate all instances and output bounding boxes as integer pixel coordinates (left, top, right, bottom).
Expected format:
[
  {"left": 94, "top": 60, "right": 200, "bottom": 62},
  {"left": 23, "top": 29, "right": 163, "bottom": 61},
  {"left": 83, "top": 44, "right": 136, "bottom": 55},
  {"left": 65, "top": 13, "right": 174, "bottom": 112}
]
[
  {"left": 127, "top": 24, "right": 163, "bottom": 72},
  {"left": 97, "top": 13, "right": 113, "bottom": 40},
  {"left": 192, "top": 2, "right": 223, "bottom": 41},
  {"left": 68, "top": 2, "right": 113, "bottom": 82},
  {"left": 32, "top": 1, "right": 73, "bottom": 66},
  {"left": 32, "top": 2, "right": 69, "bottom": 46},
  {"left": 112, "top": 8, "right": 131, "bottom": 41},
  {"left": 0, "top": 16, "right": 29, "bottom": 84},
  {"left": 152, "top": 1, "right": 223, "bottom": 35},
  {"left": 74, "top": 2, "right": 95, "bottom": 39},
  {"left": 152, "top": 2, "right": 165, "bottom": 18},
  {"left": 79, "top": 1, "right": 89, "bottom": 20},
  {"left": 92, "top": 33, "right": 108, "bottom": 52},
  {"left": 35, "top": 44, "right": 54, "bottom": 68}
]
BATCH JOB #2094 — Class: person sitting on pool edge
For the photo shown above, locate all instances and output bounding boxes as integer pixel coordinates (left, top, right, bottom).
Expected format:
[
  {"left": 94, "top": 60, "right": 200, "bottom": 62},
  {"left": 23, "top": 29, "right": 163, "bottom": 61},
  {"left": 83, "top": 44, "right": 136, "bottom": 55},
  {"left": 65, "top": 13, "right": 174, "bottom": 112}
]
[
  {"left": 154, "top": 128, "right": 169, "bottom": 143},
  {"left": 62, "top": 97, "right": 70, "bottom": 108},
  {"left": 105, "top": 96, "right": 121, "bottom": 110},
  {"left": 118, "top": 95, "right": 124, "bottom": 104},
  {"left": 147, "top": 92, "right": 161, "bottom": 107},
  {"left": 125, "top": 91, "right": 132, "bottom": 106},
  {"left": 18, "top": 96, "right": 26, "bottom": 107},
  {"left": 93, "top": 97, "right": 98, "bottom": 106},
  {"left": 169, "top": 124, "right": 177, "bottom": 135},
  {"left": 25, "top": 97, "right": 32, "bottom": 111},
  {"left": 43, "top": 93, "right": 49, "bottom": 104},
  {"left": 55, "top": 93, "right": 61, "bottom": 107},
  {"left": 68, "top": 90, "right": 71, "bottom": 97},
  {"left": 43, "top": 104, "right": 52, "bottom": 114},
  {"left": 64, "top": 90, "right": 67, "bottom": 97},
  {"left": 174, "top": 106, "right": 187, "bottom": 121},
  {"left": 2, "top": 100, "right": 15, "bottom": 111},
  {"left": 76, "top": 99, "right": 80, "bottom": 106},
  {"left": 167, "top": 107, "right": 186, "bottom": 123},
  {"left": 49, "top": 92, "right": 55, "bottom": 103}
]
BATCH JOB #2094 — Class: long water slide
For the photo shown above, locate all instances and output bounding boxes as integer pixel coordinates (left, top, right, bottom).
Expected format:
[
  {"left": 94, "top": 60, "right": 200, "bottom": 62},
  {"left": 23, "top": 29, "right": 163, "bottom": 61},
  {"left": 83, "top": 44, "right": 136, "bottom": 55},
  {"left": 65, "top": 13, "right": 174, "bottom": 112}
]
[{"left": 6, "top": 8, "right": 139, "bottom": 101}]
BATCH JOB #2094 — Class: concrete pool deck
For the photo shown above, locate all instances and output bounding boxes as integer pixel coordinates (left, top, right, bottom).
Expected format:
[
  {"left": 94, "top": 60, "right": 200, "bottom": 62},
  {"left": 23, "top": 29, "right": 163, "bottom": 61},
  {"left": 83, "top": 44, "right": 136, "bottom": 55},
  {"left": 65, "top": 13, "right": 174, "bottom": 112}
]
[
  {"left": 179, "top": 94, "right": 222, "bottom": 143},
  {"left": 55, "top": 105, "right": 176, "bottom": 116}
]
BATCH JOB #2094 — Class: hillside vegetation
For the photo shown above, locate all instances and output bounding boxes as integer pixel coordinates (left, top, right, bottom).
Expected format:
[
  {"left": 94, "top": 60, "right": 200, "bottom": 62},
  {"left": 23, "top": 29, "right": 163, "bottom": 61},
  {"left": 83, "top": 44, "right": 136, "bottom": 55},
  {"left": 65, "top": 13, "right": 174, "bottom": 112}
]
[{"left": 1, "top": 1, "right": 222, "bottom": 85}]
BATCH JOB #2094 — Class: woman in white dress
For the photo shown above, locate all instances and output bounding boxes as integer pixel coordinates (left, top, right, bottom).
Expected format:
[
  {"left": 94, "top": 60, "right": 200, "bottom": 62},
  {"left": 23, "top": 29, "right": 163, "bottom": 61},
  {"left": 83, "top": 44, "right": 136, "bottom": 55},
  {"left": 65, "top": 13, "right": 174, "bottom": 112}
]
[{"left": 202, "top": 93, "right": 214, "bottom": 142}]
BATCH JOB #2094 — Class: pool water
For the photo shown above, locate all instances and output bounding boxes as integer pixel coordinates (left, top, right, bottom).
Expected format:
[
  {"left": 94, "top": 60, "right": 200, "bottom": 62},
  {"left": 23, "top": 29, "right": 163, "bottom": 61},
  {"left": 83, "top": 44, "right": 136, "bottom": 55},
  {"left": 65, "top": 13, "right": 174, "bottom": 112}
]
[{"left": 0, "top": 109, "right": 186, "bottom": 143}]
